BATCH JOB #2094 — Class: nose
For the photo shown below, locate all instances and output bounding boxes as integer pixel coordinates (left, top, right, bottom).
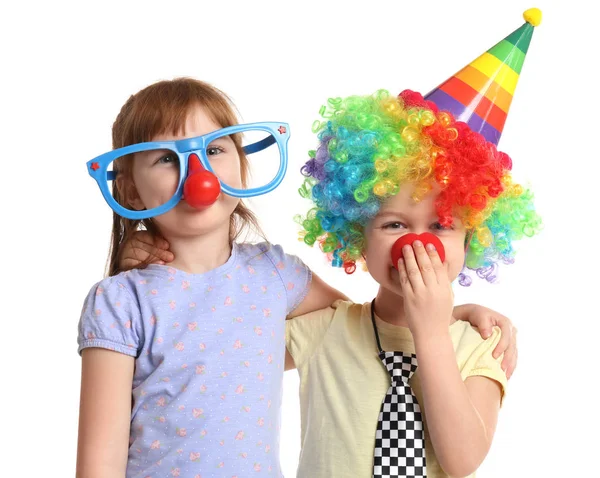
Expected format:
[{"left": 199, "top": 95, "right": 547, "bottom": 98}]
[
  {"left": 183, "top": 153, "right": 221, "bottom": 208},
  {"left": 391, "top": 232, "right": 446, "bottom": 268}
]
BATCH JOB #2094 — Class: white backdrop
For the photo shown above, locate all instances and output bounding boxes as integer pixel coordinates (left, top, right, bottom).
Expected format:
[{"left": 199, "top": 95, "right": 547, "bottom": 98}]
[{"left": 1, "top": 0, "right": 599, "bottom": 476}]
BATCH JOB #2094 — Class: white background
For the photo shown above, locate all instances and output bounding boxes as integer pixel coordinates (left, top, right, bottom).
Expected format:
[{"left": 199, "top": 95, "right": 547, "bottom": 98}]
[{"left": 1, "top": 0, "right": 599, "bottom": 476}]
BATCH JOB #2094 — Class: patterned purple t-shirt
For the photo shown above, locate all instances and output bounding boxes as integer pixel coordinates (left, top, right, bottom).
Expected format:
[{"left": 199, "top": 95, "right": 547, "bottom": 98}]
[{"left": 78, "top": 242, "right": 311, "bottom": 477}]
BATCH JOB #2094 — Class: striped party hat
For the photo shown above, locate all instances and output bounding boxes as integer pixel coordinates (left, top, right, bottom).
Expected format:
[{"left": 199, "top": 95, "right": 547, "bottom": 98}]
[{"left": 424, "top": 8, "right": 542, "bottom": 145}]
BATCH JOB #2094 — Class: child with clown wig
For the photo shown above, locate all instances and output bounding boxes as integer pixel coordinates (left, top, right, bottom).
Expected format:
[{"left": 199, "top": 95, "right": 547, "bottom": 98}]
[{"left": 285, "top": 88, "right": 541, "bottom": 477}]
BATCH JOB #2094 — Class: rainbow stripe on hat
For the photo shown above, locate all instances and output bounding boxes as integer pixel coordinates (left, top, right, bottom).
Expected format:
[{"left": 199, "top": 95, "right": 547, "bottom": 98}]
[{"left": 424, "top": 8, "right": 542, "bottom": 146}]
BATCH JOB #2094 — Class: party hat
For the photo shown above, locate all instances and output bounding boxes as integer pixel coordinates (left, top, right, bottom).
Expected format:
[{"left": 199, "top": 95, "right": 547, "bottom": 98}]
[{"left": 424, "top": 8, "right": 542, "bottom": 145}]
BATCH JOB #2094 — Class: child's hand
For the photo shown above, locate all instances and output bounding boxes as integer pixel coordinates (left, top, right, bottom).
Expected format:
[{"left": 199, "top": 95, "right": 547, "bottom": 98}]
[
  {"left": 120, "top": 231, "right": 174, "bottom": 270},
  {"left": 397, "top": 240, "right": 454, "bottom": 339},
  {"left": 453, "top": 304, "right": 518, "bottom": 379}
]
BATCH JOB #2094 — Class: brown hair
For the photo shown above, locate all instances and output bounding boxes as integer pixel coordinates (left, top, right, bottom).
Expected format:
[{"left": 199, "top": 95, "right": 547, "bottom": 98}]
[{"left": 107, "top": 77, "right": 262, "bottom": 276}]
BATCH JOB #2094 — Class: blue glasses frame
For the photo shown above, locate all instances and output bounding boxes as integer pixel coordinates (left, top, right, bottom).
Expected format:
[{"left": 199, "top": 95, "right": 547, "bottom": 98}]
[{"left": 86, "top": 121, "right": 290, "bottom": 220}]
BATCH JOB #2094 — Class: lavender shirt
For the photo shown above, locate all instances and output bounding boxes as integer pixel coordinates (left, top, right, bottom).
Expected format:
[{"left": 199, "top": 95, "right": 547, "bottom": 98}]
[{"left": 78, "top": 242, "right": 311, "bottom": 477}]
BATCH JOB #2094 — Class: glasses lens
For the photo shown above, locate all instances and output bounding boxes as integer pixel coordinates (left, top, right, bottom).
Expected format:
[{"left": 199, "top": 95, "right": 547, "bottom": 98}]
[
  {"left": 207, "top": 128, "right": 282, "bottom": 191},
  {"left": 107, "top": 149, "right": 181, "bottom": 213}
]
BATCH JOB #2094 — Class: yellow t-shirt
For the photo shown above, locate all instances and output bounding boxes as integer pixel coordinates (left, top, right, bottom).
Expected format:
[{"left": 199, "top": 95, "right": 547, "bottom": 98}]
[{"left": 285, "top": 300, "right": 507, "bottom": 478}]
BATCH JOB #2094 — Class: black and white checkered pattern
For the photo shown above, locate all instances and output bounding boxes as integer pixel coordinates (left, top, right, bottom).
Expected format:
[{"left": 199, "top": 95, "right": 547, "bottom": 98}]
[{"left": 373, "top": 351, "right": 427, "bottom": 478}]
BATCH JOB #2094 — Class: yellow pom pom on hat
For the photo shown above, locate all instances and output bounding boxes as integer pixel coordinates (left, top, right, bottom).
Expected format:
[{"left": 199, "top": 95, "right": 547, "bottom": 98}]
[{"left": 423, "top": 8, "right": 542, "bottom": 145}]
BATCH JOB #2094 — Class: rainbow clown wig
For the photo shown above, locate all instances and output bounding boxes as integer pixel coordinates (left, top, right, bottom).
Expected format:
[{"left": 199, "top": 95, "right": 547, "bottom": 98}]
[
  {"left": 296, "top": 89, "right": 541, "bottom": 285},
  {"left": 296, "top": 8, "right": 543, "bottom": 285}
]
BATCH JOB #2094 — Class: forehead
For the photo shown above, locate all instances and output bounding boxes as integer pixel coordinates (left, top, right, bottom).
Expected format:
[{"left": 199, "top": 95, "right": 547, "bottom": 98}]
[{"left": 152, "top": 105, "right": 223, "bottom": 142}]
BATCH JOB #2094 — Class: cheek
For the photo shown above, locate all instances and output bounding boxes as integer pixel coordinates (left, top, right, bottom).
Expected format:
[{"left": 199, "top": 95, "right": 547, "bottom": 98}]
[
  {"left": 441, "top": 238, "right": 467, "bottom": 280},
  {"left": 212, "top": 157, "right": 242, "bottom": 187},
  {"left": 133, "top": 170, "right": 179, "bottom": 207},
  {"left": 364, "top": 237, "right": 393, "bottom": 277},
  {"left": 221, "top": 195, "right": 241, "bottom": 211},
  {"left": 143, "top": 172, "right": 178, "bottom": 194}
]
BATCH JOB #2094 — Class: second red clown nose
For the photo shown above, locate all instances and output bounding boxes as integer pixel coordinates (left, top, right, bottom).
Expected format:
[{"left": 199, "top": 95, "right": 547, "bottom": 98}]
[
  {"left": 391, "top": 232, "right": 446, "bottom": 268},
  {"left": 183, "top": 153, "right": 221, "bottom": 209}
]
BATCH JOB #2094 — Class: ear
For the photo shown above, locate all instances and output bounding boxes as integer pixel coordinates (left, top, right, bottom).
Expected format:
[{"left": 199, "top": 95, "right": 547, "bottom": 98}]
[{"left": 116, "top": 175, "right": 145, "bottom": 211}]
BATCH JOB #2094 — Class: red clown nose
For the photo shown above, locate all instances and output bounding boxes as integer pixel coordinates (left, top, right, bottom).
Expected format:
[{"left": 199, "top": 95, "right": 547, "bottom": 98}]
[
  {"left": 183, "top": 153, "right": 221, "bottom": 208},
  {"left": 391, "top": 232, "right": 446, "bottom": 268}
]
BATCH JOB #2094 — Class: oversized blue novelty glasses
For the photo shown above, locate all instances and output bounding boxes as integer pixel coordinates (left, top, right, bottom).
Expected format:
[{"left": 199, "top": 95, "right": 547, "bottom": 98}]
[{"left": 86, "top": 122, "right": 290, "bottom": 220}]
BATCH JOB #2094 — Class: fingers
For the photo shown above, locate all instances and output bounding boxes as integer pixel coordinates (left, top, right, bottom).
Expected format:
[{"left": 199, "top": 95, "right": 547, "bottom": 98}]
[
  {"left": 131, "top": 230, "right": 155, "bottom": 246},
  {"left": 131, "top": 235, "right": 173, "bottom": 261},
  {"left": 128, "top": 242, "right": 174, "bottom": 263},
  {"left": 121, "top": 232, "right": 174, "bottom": 268},
  {"left": 132, "top": 232, "right": 170, "bottom": 251},
  {"left": 409, "top": 241, "right": 438, "bottom": 287},
  {"left": 424, "top": 242, "right": 447, "bottom": 284},
  {"left": 155, "top": 237, "right": 170, "bottom": 251},
  {"left": 401, "top": 243, "right": 425, "bottom": 289},
  {"left": 474, "top": 315, "right": 494, "bottom": 340},
  {"left": 492, "top": 316, "right": 513, "bottom": 359},
  {"left": 397, "top": 257, "right": 412, "bottom": 293},
  {"left": 501, "top": 327, "right": 518, "bottom": 379},
  {"left": 479, "top": 327, "right": 493, "bottom": 340},
  {"left": 399, "top": 240, "right": 447, "bottom": 289},
  {"left": 488, "top": 314, "right": 518, "bottom": 378},
  {"left": 151, "top": 246, "right": 174, "bottom": 263}
]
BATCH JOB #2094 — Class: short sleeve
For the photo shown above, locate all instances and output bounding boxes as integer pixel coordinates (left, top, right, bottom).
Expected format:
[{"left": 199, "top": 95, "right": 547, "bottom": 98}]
[
  {"left": 461, "top": 326, "right": 508, "bottom": 405},
  {"left": 285, "top": 306, "right": 336, "bottom": 368},
  {"left": 265, "top": 244, "right": 312, "bottom": 315},
  {"left": 77, "top": 277, "right": 142, "bottom": 357}
]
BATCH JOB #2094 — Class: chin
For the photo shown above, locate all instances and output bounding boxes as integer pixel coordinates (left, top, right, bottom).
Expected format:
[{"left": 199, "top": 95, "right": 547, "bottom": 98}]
[
  {"left": 370, "top": 267, "right": 405, "bottom": 299},
  {"left": 157, "top": 202, "right": 235, "bottom": 237},
  {"left": 388, "top": 283, "right": 405, "bottom": 299},
  {"left": 388, "top": 266, "right": 401, "bottom": 284}
]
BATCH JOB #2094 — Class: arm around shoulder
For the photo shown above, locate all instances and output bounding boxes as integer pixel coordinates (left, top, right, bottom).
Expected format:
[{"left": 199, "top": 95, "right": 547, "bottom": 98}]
[
  {"left": 288, "top": 272, "right": 348, "bottom": 318},
  {"left": 76, "top": 348, "right": 134, "bottom": 478},
  {"left": 262, "top": 243, "right": 348, "bottom": 318}
]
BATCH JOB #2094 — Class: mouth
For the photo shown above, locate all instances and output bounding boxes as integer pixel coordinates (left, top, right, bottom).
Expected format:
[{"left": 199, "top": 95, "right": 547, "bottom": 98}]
[
  {"left": 179, "top": 193, "right": 221, "bottom": 208},
  {"left": 179, "top": 200, "right": 212, "bottom": 211}
]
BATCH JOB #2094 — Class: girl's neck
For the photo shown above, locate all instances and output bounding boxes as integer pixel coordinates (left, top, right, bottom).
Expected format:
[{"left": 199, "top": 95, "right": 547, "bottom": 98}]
[
  {"left": 162, "top": 225, "right": 233, "bottom": 275},
  {"left": 374, "top": 287, "right": 409, "bottom": 328}
]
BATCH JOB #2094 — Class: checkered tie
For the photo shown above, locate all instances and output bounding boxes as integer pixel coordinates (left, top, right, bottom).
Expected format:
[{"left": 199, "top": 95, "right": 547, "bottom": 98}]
[{"left": 371, "top": 300, "right": 427, "bottom": 478}]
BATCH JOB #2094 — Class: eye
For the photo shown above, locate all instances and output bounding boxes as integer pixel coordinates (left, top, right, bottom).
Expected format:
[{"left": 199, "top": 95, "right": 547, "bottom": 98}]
[
  {"left": 431, "top": 221, "right": 454, "bottom": 231},
  {"left": 207, "top": 145, "right": 225, "bottom": 156},
  {"left": 156, "top": 153, "right": 179, "bottom": 165},
  {"left": 382, "top": 222, "right": 405, "bottom": 230}
]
